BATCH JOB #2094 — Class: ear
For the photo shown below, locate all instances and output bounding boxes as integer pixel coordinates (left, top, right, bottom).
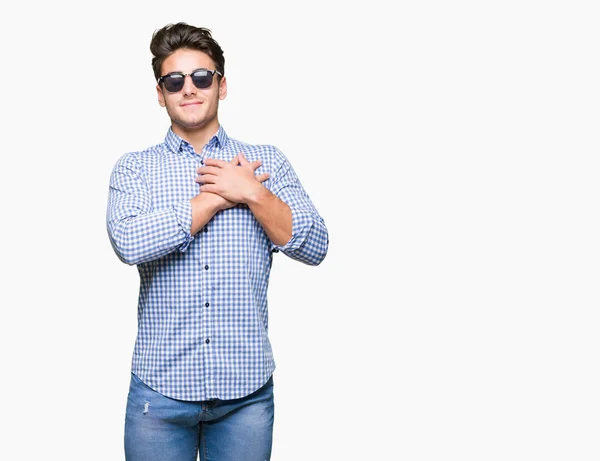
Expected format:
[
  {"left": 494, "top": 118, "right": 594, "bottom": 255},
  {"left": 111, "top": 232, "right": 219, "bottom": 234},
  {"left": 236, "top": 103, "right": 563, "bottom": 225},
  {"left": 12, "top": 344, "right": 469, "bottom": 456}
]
[
  {"left": 156, "top": 84, "right": 166, "bottom": 107},
  {"left": 219, "top": 76, "right": 227, "bottom": 101}
]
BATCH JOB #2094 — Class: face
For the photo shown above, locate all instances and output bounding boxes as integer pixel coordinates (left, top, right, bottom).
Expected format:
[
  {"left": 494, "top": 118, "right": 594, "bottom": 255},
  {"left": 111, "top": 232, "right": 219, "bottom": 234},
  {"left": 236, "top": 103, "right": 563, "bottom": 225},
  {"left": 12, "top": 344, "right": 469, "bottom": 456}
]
[{"left": 157, "top": 48, "right": 227, "bottom": 136}]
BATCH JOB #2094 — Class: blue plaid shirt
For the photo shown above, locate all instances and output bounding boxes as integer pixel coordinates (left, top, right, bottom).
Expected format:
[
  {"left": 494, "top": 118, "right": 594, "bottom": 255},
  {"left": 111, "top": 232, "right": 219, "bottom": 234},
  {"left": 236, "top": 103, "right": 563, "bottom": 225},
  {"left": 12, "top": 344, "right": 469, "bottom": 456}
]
[{"left": 107, "top": 126, "right": 328, "bottom": 401}]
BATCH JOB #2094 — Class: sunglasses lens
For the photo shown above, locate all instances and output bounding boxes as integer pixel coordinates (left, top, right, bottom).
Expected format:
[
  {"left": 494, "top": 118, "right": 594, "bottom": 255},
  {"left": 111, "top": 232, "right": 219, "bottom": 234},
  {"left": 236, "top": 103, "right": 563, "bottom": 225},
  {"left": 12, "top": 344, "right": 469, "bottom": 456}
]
[
  {"left": 163, "top": 74, "right": 185, "bottom": 92},
  {"left": 191, "top": 70, "right": 214, "bottom": 89}
]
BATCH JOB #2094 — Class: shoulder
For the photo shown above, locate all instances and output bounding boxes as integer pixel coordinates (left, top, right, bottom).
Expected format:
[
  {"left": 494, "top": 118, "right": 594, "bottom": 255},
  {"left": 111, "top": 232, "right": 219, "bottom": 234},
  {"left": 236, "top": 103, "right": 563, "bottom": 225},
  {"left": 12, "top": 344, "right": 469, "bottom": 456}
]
[
  {"left": 226, "top": 137, "right": 289, "bottom": 165},
  {"left": 113, "top": 142, "right": 168, "bottom": 170}
]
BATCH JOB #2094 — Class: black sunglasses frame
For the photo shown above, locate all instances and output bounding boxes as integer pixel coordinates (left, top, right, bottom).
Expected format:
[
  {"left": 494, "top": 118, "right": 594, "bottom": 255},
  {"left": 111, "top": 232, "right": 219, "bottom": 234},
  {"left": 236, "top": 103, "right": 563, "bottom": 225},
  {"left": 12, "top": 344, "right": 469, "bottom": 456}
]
[{"left": 158, "top": 68, "right": 223, "bottom": 93}]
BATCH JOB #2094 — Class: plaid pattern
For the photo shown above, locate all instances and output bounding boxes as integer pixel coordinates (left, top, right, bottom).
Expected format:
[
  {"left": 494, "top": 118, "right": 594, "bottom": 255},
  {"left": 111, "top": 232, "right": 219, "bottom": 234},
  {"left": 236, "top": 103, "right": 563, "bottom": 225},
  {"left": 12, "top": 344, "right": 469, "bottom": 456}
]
[{"left": 107, "top": 126, "right": 328, "bottom": 400}]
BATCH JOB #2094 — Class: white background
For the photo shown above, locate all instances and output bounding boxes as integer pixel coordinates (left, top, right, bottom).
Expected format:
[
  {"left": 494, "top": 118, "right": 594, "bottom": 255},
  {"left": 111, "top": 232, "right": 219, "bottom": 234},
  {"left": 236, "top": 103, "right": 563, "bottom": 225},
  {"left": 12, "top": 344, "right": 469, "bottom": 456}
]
[{"left": 1, "top": 1, "right": 599, "bottom": 460}]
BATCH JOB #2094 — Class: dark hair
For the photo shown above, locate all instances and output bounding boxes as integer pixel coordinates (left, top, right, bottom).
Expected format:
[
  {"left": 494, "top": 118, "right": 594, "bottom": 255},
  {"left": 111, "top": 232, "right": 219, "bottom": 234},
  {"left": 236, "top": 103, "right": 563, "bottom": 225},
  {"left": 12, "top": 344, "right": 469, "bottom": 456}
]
[{"left": 150, "top": 22, "right": 225, "bottom": 81}]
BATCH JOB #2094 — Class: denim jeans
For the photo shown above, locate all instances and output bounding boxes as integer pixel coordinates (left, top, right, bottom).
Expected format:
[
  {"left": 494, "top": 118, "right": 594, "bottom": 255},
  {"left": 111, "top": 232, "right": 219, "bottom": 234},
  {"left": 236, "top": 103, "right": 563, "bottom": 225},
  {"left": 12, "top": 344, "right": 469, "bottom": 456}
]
[{"left": 124, "top": 373, "right": 274, "bottom": 461}]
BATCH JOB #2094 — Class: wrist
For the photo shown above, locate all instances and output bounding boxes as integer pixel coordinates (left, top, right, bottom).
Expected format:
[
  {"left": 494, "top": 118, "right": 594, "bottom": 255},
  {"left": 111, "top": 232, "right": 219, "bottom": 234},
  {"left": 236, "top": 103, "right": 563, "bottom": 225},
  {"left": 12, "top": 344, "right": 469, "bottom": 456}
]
[
  {"left": 245, "top": 184, "right": 269, "bottom": 206},
  {"left": 192, "top": 193, "right": 221, "bottom": 214}
]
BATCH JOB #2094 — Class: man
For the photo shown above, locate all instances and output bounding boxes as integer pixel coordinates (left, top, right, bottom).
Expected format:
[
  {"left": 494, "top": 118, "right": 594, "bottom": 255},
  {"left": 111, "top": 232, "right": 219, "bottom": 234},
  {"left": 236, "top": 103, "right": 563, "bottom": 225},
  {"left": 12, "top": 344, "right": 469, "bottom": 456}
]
[{"left": 106, "top": 22, "right": 328, "bottom": 461}]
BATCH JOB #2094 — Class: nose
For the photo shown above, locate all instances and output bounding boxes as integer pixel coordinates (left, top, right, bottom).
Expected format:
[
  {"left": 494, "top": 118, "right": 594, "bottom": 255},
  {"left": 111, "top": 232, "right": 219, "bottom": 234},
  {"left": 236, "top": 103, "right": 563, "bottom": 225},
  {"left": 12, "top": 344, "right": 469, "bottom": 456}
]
[{"left": 181, "top": 74, "right": 197, "bottom": 96}]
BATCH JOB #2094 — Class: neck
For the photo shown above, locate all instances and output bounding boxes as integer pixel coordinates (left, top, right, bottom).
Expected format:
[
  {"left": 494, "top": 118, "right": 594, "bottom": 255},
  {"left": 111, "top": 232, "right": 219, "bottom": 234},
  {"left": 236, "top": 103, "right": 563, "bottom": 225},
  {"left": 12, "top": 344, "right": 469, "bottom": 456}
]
[{"left": 172, "top": 119, "right": 220, "bottom": 154}]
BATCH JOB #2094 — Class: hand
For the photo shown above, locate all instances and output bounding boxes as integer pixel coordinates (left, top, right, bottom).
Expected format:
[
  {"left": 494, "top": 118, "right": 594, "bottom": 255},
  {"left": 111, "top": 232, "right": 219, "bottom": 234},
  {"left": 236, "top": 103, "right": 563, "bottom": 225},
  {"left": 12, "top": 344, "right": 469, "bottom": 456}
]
[
  {"left": 195, "top": 153, "right": 270, "bottom": 204},
  {"left": 194, "top": 190, "right": 236, "bottom": 212}
]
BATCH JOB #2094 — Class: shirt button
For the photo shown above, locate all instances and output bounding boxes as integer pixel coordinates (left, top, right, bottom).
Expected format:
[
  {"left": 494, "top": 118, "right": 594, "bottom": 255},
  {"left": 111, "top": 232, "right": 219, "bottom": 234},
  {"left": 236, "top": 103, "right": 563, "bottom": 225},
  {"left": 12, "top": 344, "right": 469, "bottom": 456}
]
[
  {"left": 205, "top": 338, "right": 210, "bottom": 344},
  {"left": 204, "top": 265, "right": 209, "bottom": 270},
  {"left": 203, "top": 227, "right": 208, "bottom": 233},
  {"left": 200, "top": 160, "right": 204, "bottom": 165},
  {"left": 205, "top": 302, "right": 210, "bottom": 308}
]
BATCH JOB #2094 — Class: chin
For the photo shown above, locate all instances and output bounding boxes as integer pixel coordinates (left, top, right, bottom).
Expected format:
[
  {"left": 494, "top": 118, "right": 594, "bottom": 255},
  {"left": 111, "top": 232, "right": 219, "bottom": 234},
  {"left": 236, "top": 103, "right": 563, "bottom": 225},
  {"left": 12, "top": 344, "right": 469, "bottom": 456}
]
[{"left": 175, "top": 118, "right": 208, "bottom": 130}]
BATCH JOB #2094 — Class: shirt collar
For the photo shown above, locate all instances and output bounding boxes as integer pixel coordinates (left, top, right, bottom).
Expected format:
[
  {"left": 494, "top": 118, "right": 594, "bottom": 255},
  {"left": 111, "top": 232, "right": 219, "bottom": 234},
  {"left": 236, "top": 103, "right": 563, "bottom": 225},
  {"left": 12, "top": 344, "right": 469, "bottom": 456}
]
[{"left": 164, "top": 125, "right": 229, "bottom": 154}]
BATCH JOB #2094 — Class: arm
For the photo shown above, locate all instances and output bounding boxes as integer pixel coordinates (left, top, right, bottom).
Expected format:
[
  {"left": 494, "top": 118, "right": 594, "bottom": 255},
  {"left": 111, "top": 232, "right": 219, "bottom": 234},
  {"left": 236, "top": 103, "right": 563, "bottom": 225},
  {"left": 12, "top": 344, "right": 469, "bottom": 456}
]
[
  {"left": 266, "top": 155, "right": 329, "bottom": 265},
  {"left": 196, "top": 153, "right": 289, "bottom": 239},
  {"left": 245, "top": 186, "right": 292, "bottom": 246},
  {"left": 197, "top": 152, "right": 328, "bottom": 265},
  {"left": 190, "top": 157, "right": 270, "bottom": 235},
  {"left": 106, "top": 154, "right": 195, "bottom": 265},
  {"left": 107, "top": 154, "right": 268, "bottom": 265}
]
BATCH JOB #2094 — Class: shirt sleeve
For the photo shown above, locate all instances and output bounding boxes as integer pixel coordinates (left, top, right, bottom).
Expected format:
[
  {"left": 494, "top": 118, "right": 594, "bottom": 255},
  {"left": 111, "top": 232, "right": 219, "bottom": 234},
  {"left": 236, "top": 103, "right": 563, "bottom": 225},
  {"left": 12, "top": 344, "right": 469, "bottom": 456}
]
[
  {"left": 269, "top": 154, "right": 329, "bottom": 266},
  {"left": 106, "top": 153, "right": 194, "bottom": 265}
]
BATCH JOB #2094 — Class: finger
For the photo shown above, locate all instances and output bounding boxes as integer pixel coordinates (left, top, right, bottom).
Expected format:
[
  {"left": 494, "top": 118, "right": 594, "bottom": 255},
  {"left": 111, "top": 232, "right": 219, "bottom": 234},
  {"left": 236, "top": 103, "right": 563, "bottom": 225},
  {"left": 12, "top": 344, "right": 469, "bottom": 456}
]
[
  {"left": 199, "top": 184, "right": 218, "bottom": 193},
  {"left": 195, "top": 175, "right": 217, "bottom": 184},
  {"left": 238, "top": 152, "right": 249, "bottom": 166},
  {"left": 229, "top": 154, "right": 239, "bottom": 165},
  {"left": 255, "top": 173, "right": 270, "bottom": 183},
  {"left": 250, "top": 160, "right": 262, "bottom": 171}
]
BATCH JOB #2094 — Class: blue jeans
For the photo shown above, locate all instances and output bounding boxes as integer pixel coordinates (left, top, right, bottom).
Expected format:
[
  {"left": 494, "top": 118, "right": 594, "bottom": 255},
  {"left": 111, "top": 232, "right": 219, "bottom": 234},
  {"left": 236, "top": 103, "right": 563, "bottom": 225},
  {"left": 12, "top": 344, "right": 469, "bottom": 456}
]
[{"left": 124, "top": 373, "right": 274, "bottom": 461}]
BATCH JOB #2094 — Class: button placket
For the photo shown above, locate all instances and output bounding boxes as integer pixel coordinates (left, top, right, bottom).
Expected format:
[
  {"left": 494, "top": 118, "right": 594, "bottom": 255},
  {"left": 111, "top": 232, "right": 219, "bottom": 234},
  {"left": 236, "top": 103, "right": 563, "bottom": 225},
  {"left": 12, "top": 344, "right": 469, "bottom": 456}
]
[{"left": 200, "top": 141, "right": 218, "bottom": 354}]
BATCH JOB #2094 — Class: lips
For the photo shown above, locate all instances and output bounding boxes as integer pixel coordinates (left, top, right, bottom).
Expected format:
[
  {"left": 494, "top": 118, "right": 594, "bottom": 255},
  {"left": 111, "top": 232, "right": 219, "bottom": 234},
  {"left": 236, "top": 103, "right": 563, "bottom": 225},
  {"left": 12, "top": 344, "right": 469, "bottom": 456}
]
[{"left": 181, "top": 101, "right": 203, "bottom": 107}]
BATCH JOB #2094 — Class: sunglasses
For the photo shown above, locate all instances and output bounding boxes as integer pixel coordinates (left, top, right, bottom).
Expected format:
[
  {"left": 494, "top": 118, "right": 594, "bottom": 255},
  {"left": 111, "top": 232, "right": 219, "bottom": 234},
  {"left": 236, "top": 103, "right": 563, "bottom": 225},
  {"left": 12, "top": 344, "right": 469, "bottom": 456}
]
[{"left": 158, "top": 68, "right": 223, "bottom": 93}]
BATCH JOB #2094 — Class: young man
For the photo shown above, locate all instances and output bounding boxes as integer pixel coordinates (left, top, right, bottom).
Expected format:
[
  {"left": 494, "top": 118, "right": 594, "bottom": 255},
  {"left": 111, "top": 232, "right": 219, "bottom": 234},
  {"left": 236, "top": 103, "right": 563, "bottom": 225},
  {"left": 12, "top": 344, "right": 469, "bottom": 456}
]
[{"left": 106, "top": 22, "right": 328, "bottom": 461}]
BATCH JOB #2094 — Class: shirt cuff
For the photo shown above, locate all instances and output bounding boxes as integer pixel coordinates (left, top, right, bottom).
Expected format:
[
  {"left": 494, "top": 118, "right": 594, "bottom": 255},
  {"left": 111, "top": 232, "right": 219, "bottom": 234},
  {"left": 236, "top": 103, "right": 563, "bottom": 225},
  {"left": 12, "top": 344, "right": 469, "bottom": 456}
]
[
  {"left": 173, "top": 199, "right": 194, "bottom": 252},
  {"left": 271, "top": 206, "right": 311, "bottom": 252}
]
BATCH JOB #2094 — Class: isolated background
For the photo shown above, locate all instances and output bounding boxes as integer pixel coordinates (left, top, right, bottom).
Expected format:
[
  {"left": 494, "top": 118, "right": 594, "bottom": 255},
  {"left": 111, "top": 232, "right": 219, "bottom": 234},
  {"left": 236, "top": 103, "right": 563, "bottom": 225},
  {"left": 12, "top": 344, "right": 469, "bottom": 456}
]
[{"left": 2, "top": 1, "right": 599, "bottom": 460}]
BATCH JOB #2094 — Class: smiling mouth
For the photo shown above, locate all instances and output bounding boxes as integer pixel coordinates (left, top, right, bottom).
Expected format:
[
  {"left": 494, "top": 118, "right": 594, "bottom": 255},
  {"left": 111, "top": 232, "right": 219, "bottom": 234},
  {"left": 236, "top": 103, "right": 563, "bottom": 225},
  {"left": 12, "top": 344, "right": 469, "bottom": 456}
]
[{"left": 182, "top": 102, "right": 202, "bottom": 107}]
